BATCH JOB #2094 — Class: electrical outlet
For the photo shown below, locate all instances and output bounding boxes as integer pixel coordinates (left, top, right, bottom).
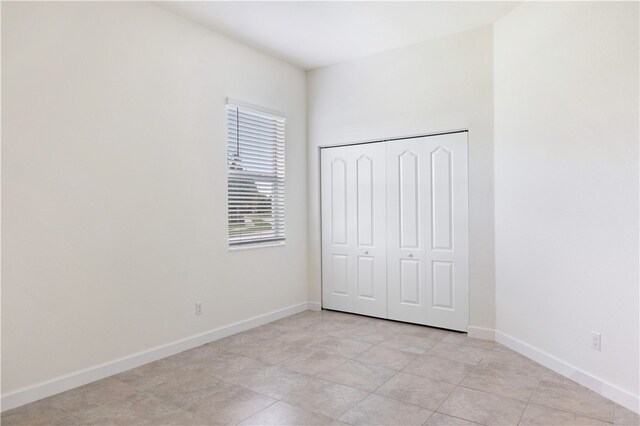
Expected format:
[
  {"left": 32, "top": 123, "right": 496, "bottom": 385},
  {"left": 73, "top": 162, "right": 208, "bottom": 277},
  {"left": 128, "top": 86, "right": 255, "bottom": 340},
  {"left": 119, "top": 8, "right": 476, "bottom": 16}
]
[
  {"left": 195, "top": 301, "right": 203, "bottom": 316},
  {"left": 591, "top": 332, "right": 601, "bottom": 351}
]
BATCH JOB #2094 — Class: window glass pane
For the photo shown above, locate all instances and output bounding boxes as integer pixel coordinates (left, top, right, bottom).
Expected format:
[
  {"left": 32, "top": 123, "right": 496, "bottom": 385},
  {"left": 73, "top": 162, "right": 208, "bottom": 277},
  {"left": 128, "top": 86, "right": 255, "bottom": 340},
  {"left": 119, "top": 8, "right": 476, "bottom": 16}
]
[{"left": 227, "top": 105, "right": 285, "bottom": 247}]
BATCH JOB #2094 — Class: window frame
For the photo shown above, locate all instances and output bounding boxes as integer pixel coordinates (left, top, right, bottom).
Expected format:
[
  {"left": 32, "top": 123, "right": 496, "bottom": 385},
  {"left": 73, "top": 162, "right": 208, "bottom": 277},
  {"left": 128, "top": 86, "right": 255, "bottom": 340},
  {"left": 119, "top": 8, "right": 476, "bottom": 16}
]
[{"left": 226, "top": 99, "right": 286, "bottom": 249}]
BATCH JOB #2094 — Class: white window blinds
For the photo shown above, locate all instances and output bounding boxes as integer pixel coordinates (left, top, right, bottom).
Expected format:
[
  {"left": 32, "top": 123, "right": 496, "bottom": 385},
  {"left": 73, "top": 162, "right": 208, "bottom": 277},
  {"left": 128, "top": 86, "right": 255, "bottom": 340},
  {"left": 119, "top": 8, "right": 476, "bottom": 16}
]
[{"left": 227, "top": 103, "right": 286, "bottom": 247}]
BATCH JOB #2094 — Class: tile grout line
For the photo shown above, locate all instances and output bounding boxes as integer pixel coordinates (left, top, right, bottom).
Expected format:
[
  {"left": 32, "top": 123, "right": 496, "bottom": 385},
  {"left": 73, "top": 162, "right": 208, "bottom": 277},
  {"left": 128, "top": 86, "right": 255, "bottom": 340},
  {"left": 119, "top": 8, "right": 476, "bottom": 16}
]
[
  {"left": 5, "top": 311, "right": 624, "bottom": 426},
  {"left": 213, "top": 316, "right": 373, "bottom": 422},
  {"left": 208, "top": 320, "right": 335, "bottom": 424},
  {"left": 11, "top": 400, "right": 87, "bottom": 426},
  {"left": 522, "top": 400, "right": 616, "bottom": 425},
  {"left": 137, "top": 388, "right": 221, "bottom": 425},
  {"left": 429, "top": 355, "right": 485, "bottom": 425},
  {"left": 430, "top": 343, "right": 535, "bottom": 425},
  {"left": 110, "top": 376, "right": 217, "bottom": 425},
  {"left": 233, "top": 398, "right": 279, "bottom": 425},
  {"left": 105, "top": 344, "right": 280, "bottom": 425},
  {"left": 0, "top": 314, "right": 445, "bottom": 424},
  {"left": 310, "top": 325, "right": 436, "bottom": 421},
  {"left": 52, "top": 378, "right": 139, "bottom": 425},
  {"left": 359, "top": 365, "right": 438, "bottom": 418},
  {"left": 207, "top": 346, "right": 361, "bottom": 422},
  {"left": 320, "top": 325, "right": 451, "bottom": 421},
  {"left": 314, "top": 324, "right": 484, "bottom": 423},
  {"left": 424, "top": 379, "right": 460, "bottom": 424},
  {"left": 51, "top": 377, "right": 196, "bottom": 426},
  {"left": 53, "top": 408, "right": 88, "bottom": 426},
  {"left": 522, "top": 377, "right": 617, "bottom": 424},
  {"left": 276, "top": 318, "right": 398, "bottom": 421},
  {"left": 453, "top": 382, "right": 534, "bottom": 404},
  {"left": 515, "top": 369, "right": 543, "bottom": 426}
]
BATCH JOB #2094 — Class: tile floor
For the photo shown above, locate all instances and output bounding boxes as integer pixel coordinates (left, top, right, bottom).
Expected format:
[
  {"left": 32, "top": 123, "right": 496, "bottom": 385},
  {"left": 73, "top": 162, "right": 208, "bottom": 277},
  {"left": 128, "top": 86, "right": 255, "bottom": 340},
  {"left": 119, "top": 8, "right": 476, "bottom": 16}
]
[{"left": 3, "top": 310, "right": 638, "bottom": 426}]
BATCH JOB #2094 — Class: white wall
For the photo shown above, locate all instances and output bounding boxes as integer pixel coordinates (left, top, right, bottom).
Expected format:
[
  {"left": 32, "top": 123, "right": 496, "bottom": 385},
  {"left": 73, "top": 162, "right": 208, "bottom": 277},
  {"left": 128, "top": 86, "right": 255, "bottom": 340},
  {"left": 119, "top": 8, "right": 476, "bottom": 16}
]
[
  {"left": 307, "top": 26, "right": 496, "bottom": 333},
  {"left": 494, "top": 1, "right": 639, "bottom": 410},
  {"left": 1, "top": 2, "right": 307, "bottom": 395},
  {"left": 4, "top": 0, "right": 638, "bottom": 414}
]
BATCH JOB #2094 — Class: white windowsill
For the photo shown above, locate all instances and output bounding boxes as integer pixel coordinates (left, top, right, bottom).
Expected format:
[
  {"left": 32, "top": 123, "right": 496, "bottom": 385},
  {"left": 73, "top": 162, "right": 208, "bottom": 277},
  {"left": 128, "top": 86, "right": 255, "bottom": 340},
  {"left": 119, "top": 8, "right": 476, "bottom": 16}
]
[{"left": 228, "top": 241, "right": 286, "bottom": 251}]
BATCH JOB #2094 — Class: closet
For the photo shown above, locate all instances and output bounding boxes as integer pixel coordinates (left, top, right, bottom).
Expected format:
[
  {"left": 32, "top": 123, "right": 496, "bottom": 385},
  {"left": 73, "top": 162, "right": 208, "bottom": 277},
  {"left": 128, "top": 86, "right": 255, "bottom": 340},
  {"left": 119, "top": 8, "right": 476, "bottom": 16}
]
[{"left": 320, "top": 131, "right": 469, "bottom": 332}]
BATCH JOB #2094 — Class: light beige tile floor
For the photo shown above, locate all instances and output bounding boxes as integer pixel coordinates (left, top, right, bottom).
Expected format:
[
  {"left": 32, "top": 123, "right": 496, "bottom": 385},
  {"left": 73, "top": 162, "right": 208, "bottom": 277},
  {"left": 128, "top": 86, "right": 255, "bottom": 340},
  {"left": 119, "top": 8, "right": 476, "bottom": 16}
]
[{"left": 3, "top": 310, "right": 638, "bottom": 426}]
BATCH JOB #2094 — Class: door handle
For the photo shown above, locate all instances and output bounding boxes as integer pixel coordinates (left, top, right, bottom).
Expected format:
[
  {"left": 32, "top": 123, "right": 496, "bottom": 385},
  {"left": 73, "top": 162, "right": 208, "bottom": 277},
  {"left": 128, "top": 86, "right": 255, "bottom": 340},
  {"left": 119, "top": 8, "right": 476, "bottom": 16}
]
[
  {"left": 364, "top": 251, "right": 369, "bottom": 255},
  {"left": 408, "top": 253, "right": 413, "bottom": 258}
]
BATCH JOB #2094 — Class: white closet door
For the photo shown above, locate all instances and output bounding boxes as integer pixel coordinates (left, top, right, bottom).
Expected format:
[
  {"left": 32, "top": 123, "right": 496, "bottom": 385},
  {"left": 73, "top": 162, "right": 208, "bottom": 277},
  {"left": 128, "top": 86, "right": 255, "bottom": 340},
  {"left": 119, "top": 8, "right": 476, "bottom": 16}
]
[
  {"left": 321, "top": 144, "right": 387, "bottom": 318},
  {"left": 386, "top": 133, "right": 469, "bottom": 331}
]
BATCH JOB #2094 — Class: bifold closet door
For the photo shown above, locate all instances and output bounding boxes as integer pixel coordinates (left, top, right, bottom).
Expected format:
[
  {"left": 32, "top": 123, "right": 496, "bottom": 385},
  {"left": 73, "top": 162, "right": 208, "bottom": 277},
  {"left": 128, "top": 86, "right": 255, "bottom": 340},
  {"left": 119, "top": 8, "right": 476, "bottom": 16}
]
[
  {"left": 386, "top": 133, "right": 469, "bottom": 331},
  {"left": 321, "top": 143, "right": 387, "bottom": 318}
]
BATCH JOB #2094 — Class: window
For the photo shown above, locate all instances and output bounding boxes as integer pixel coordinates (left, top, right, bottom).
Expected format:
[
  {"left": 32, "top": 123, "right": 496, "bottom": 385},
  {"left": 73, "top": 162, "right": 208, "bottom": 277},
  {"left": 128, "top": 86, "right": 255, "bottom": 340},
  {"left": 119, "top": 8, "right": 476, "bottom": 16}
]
[{"left": 227, "top": 102, "right": 285, "bottom": 247}]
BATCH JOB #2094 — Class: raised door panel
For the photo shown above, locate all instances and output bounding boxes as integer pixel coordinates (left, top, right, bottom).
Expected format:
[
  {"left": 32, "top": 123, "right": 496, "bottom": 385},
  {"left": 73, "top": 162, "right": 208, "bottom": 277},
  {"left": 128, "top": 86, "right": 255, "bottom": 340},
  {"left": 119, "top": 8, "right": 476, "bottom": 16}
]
[
  {"left": 323, "top": 133, "right": 468, "bottom": 331},
  {"left": 386, "top": 133, "right": 468, "bottom": 330},
  {"left": 431, "top": 148, "right": 453, "bottom": 251},
  {"left": 331, "top": 159, "right": 348, "bottom": 245},
  {"left": 386, "top": 140, "right": 428, "bottom": 325},
  {"left": 356, "top": 155, "right": 374, "bottom": 246},
  {"left": 332, "top": 255, "right": 349, "bottom": 295},
  {"left": 321, "top": 143, "right": 387, "bottom": 318},
  {"left": 425, "top": 134, "right": 469, "bottom": 331},
  {"left": 432, "top": 261, "right": 454, "bottom": 309},
  {"left": 357, "top": 256, "right": 374, "bottom": 299},
  {"left": 400, "top": 259, "right": 420, "bottom": 305},
  {"left": 353, "top": 143, "right": 387, "bottom": 318},
  {"left": 399, "top": 151, "right": 420, "bottom": 249},
  {"left": 321, "top": 149, "right": 354, "bottom": 312}
]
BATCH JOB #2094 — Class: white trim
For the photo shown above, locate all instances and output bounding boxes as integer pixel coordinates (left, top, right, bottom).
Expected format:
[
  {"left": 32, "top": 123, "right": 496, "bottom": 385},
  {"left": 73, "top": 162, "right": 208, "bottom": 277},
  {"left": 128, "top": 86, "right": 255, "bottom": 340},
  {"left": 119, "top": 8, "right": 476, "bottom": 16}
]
[
  {"left": 496, "top": 330, "right": 640, "bottom": 415},
  {"left": 226, "top": 97, "right": 287, "bottom": 120},
  {"left": 307, "top": 301, "right": 322, "bottom": 311},
  {"left": 228, "top": 241, "right": 286, "bottom": 251},
  {"left": 318, "top": 129, "right": 468, "bottom": 150},
  {"left": 1, "top": 302, "right": 309, "bottom": 412},
  {"left": 467, "top": 325, "right": 495, "bottom": 341}
]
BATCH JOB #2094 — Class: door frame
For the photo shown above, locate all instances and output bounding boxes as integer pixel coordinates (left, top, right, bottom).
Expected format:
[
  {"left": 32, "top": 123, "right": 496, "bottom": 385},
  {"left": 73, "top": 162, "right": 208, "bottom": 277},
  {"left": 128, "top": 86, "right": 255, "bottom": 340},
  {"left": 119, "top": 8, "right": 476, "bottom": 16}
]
[{"left": 318, "top": 129, "right": 470, "bottom": 321}]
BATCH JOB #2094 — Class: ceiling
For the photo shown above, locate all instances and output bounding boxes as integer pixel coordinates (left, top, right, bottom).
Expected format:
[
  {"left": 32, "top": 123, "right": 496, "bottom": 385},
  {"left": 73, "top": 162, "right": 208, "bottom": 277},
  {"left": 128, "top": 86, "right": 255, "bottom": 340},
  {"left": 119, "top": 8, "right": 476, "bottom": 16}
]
[{"left": 158, "top": 2, "right": 520, "bottom": 70}]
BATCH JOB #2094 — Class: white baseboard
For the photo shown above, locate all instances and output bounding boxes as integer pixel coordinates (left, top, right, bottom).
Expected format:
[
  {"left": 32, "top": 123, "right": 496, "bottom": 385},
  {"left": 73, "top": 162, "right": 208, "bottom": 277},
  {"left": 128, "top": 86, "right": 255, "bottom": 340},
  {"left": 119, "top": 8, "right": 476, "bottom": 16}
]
[
  {"left": 1, "top": 302, "right": 310, "bottom": 412},
  {"left": 467, "top": 325, "right": 496, "bottom": 341},
  {"left": 496, "top": 330, "right": 640, "bottom": 415},
  {"left": 307, "top": 301, "right": 322, "bottom": 311}
]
